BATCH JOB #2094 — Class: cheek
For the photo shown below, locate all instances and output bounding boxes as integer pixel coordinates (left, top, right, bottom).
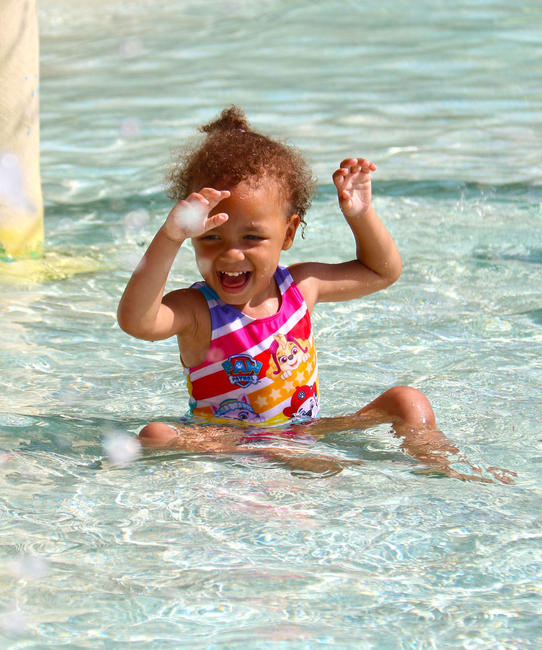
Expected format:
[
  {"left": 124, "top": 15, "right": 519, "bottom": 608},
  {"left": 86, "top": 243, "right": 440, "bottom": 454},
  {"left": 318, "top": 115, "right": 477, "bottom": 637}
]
[{"left": 195, "top": 255, "right": 212, "bottom": 277}]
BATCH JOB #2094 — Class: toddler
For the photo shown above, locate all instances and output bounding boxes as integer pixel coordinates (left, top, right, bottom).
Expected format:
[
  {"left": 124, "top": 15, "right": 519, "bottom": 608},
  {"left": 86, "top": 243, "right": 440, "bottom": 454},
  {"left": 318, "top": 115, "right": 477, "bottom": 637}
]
[{"left": 117, "top": 106, "right": 510, "bottom": 481}]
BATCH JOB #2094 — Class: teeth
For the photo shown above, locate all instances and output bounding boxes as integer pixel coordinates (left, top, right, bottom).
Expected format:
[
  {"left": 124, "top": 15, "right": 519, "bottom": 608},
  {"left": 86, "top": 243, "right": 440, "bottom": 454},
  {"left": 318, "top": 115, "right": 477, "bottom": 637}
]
[{"left": 222, "top": 271, "right": 246, "bottom": 277}]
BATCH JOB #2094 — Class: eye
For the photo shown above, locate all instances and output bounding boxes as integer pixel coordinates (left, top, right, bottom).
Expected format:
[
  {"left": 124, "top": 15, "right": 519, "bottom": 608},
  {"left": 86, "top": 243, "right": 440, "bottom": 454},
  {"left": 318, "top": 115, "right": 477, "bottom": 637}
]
[
  {"left": 292, "top": 347, "right": 299, "bottom": 354},
  {"left": 279, "top": 355, "right": 288, "bottom": 364},
  {"left": 244, "top": 234, "right": 264, "bottom": 241}
]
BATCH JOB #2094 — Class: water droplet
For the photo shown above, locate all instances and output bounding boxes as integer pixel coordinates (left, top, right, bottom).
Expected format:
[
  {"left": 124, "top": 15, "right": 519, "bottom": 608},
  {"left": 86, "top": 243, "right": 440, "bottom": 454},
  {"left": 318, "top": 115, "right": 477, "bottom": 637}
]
[
  {"left": 120, "top": 118, "right": 141, "bottom": 139},
  {"left": 124, "top": 209, "right": 150, "bottom": 233},
  {"left": 103, "top": 432, "right": 142, "bottom": 466},
  {"left": 120, "top": 38, "right": 143, "bottom": 58},
  {"left": 207, "top": 347, "right": 224, "bottom": 362},
  {"left": 0, "top": 608, "right": 27, "bottom": 636},
  {"left": 7, "top": 554, "right": 50, "bottom": 580},
  {"left": 174, "top": 202, "right": 207, "bottom": 235}
]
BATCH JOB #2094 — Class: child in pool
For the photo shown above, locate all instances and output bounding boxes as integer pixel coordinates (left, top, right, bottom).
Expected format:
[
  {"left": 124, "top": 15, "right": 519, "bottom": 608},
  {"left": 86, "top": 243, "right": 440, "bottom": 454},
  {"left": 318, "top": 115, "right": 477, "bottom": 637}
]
[{"left": 118, "top": 106, "right": 512, "bottom": 481}]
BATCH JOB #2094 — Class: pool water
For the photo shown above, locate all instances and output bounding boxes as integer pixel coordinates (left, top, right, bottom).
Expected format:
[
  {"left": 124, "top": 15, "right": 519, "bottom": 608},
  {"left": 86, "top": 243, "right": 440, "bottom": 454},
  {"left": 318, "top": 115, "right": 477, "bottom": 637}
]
[{"left": 1, "top": 0, "right": 541, "bottom": 646}]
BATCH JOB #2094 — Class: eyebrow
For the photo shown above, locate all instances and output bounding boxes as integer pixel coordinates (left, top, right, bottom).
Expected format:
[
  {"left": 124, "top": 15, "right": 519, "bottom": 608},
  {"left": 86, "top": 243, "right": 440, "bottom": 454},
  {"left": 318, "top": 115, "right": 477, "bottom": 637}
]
[{"left": 244, "top": 223, "right": 269, "bottom": 234}]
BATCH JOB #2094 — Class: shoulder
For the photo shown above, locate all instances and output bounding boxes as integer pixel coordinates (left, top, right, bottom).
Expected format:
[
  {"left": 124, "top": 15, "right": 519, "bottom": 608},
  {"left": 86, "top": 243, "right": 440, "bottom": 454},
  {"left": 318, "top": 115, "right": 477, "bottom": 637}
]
[
  {"left": 163, "top": 285, "right": 208, "bottom": 314},
  {"left": 162, "top": 285, "right": 211, "bottom": 337},
  {"left": 287, "top": 262, "right": 323, "bottom": 313},
  {"left": 164, "top": 286, "right": 212, "bottom": 367}
]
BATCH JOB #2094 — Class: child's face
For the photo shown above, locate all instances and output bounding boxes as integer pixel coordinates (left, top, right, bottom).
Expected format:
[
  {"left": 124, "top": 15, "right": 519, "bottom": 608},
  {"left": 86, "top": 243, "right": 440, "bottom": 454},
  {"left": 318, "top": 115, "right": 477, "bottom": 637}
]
[{"left": 191, "top": 179, "right": 299, "bottom": 310}]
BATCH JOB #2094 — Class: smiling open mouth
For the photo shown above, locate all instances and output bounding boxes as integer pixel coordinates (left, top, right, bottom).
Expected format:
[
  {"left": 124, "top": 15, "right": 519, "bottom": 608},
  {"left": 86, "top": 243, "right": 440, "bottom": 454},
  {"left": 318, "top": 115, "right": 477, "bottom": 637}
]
[{"left": 218, "top": 271, "right": 251, "bottom": 291}]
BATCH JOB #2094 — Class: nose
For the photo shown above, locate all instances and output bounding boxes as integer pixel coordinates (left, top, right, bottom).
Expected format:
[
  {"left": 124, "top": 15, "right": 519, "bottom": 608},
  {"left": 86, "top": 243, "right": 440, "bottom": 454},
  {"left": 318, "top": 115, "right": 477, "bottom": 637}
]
[{"left": 219, "top": 246, "right": 245, "bottom": 263}]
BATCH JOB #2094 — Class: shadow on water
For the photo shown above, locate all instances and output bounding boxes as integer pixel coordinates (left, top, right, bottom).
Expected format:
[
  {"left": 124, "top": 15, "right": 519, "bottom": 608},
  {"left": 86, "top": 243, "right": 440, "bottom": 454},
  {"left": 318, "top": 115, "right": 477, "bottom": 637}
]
[
  {"left": 523, "top": 308, "right": 542, "bottom": 326},
  {"left": 0, "top": 412, "right": 142, "bottom": 451}
]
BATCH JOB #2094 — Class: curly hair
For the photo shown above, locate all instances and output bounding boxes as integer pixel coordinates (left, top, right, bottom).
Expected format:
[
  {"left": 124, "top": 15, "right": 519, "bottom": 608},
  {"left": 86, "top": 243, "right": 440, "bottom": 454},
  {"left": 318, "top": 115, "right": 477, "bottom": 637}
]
[{"left": 165, "top": 106, "right": 316, "bottom": 226}]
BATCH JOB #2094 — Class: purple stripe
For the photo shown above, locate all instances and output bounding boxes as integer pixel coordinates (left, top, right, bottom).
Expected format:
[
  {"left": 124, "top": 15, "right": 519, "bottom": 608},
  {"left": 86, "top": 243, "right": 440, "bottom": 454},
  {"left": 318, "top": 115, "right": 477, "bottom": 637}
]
[{"left": 209, "top": 303, "right": 243, "bottom": 330}]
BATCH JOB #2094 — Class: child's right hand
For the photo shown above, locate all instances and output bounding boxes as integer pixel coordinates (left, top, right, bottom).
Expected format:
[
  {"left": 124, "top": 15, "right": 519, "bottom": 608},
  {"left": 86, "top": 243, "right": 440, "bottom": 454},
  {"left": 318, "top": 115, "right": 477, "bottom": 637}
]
[{"left": 162, "top": 187, "right": 230, "bottom": 241}]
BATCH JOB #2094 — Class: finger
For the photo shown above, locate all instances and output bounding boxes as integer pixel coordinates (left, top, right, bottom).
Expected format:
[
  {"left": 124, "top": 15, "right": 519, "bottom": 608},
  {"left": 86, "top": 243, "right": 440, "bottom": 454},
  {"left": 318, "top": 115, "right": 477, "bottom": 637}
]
[
  {"left": 340, "top": 158, "right": 377, "bottom": 174},
  {"left": 487, "top": 466, "right": 518, "bottom": 477},
  {"left": 185, "top": 192, "right": 210, "bottom": 207},
  {"left": 351, "top": 161, "right": 376, "bottom": 175},
  {"left": 332, "top": 168, "right": 348, "bottom": 188},
  {"left": 338, "top": 190, "right": 352, "bottom": 207},
  {"left": 359, "top": 159, "right": 377, "bottom": 173},
  {"left": 199, "top": 187, "right": 230, "bottom": 201},
  {"left": 339, "top": 158, "right": 358, "bottom": 169},
  {"left": 197, "top": 188, "right": 230, "bottom": 211},
  {"left": 204, "top": 212, "right": 229, "bottom": 231}
]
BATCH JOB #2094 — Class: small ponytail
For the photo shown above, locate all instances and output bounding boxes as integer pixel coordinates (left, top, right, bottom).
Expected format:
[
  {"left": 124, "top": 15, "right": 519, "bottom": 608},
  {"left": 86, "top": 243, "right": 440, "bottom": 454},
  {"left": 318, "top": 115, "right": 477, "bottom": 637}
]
[
  {"left": 167, "top": 106, "right": 315, "bottom": 224},
  {"left": 200, "top": 105, "right": 250, "bottom": 134}
]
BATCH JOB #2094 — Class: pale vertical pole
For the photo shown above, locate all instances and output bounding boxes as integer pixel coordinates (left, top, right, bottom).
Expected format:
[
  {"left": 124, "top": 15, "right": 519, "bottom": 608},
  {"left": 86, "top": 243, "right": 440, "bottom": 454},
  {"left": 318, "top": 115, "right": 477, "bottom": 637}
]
[{"left": 0, "top": 0, "right": 44, "bottom": 261}]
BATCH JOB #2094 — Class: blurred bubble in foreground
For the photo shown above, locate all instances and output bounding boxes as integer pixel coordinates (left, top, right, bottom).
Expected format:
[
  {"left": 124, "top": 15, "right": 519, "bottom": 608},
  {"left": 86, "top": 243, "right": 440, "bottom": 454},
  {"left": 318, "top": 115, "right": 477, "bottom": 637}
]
[
  {"left": 124, "top": 208, "right": 150, "bottom": 234},
  {"left": 7, "top": 554, "right": 50, "bottom": 580},
  {"left": 0, "top": 608, "right": 27, "bottom": 636},
  {"left": 103, "top": 431, "right": 142, "bottom": 466},
  {"left": 119, "top": 38, "right": 143, "bottom": 58},
  {"left": 120, "top": 117, "right": 141, "bottom": 139},
  {"left": 174, "top": 201, "right": 207, "bottom": 235}
]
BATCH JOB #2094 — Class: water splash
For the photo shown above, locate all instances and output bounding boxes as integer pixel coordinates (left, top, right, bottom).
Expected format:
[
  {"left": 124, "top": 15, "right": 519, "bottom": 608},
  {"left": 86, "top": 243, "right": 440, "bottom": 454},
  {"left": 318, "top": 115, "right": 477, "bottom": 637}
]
[
  {"left": 119, "top": 38, "right": 143, "bottom": 58},
  {"left": 173, "top": 201, "right": 207, "bottom": 236},
  {"left": 0, "top": 607, "right": 27, "bottom": 636},
  {"left": 103, "top": 431, "right": 142, "bottom": 466},
  {"left": 120, "top": 118, "right": 141, "bottom": 139},
  {"left": 123, "top": 208, "right": 150, "bottom": 234},
  {"left": 7, "top": 554, "right": 50, "bottom": 580}
]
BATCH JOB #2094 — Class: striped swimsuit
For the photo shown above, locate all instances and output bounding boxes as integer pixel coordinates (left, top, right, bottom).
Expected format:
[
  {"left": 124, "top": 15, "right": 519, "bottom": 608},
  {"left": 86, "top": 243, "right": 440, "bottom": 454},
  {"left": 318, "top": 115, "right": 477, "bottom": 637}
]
[{"left": 185, "top": 265, "right": 319, "bottom": 427}]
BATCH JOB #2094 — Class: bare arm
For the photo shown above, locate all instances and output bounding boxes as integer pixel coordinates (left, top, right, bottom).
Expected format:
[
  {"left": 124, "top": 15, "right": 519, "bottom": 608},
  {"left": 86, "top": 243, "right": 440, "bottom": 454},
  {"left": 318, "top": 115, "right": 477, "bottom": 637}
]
[
  {"left": 291, "top": 158, "right": 402, "bottom": 309},
  {"left": 117, "top": 188, "right": 230, "bottom": 341}
]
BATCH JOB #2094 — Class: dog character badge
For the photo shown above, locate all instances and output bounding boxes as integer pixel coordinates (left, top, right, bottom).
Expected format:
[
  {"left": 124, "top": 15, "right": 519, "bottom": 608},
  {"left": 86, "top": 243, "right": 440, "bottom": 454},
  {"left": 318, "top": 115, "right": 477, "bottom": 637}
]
[
  {"left": 267, "top": 333, "right": 310, "bottom": 380},
  {"left": 213, "top": 396, "right": 262, "bottom": 423},
  {"left": 222, "top": 353, "right": 262, "bottom": 388},
  {"left": 283, "top": 384, "right": 320, "bottom": 419}
]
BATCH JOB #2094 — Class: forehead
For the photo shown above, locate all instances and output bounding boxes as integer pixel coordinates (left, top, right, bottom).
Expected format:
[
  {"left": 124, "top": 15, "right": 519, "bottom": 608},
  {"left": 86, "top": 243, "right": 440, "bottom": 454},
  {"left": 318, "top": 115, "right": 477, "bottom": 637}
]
[
  {"left": 231, "top": 177, "right": 282, "bottom": 202},
  {"left": 219, "top": 178, "right": 289, "bottom": 220}
]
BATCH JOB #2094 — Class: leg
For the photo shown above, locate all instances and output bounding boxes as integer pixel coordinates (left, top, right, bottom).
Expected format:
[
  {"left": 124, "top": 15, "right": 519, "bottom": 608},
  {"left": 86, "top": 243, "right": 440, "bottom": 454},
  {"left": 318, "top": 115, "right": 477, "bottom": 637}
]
[
  {"left": 358, "top": 385, "right": 462, "bottom": 465},
  {"left": 138, "top": 421, "right": 359, "bottom": 475},
  {"left": 292, "top": 385, "right": 438, "bottom": 438},
  {"left": 138, "top": 421, "right": 242, "bottom": 453},
  {"left": 357, "top": 385, "right": 436, "bottom": 429},
  {"left": 357, "top": 386, "right": 514, "bottom": 483},
  {"left": 139, "top": 421, "right": 181, "bottom": 448},
  {"left": 290, "top": 386, "right": 465, "bottom": 477}
]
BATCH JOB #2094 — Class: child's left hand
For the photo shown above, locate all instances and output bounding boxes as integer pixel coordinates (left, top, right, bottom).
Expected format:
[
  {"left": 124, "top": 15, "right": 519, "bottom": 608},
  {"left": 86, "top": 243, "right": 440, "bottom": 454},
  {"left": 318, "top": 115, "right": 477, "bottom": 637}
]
[{"left": 333, "top": 157, "right": 376, "bottom": 219}]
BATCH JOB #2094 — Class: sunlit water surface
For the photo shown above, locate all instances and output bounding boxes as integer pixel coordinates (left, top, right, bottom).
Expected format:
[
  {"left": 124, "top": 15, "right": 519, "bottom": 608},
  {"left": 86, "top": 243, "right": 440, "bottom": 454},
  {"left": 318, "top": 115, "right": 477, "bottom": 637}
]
[{"left": 1, "top": 0, "right": 541, "bottom": 646}]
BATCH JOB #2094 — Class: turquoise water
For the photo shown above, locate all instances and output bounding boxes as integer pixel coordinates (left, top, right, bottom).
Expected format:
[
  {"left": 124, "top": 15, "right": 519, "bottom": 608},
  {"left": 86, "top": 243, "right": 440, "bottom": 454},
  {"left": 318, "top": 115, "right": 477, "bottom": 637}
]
[{"left": 1, "top": 0, "right": 541, "bottom": 646}]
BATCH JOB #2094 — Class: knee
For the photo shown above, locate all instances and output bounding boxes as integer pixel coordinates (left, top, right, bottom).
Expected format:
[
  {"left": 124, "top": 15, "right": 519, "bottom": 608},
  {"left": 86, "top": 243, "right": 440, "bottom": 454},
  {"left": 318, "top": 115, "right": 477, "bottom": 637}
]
[
  {"left": 138, "top": 421, "right": 179, "bottom": 447},
  {"left": 381, "top": 385, "right": 436, "bottom": 428}
]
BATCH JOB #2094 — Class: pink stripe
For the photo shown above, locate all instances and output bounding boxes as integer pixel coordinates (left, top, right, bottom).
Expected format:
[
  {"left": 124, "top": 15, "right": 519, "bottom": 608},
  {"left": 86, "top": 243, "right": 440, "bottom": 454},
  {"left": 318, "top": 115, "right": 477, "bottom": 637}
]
[{"left": 189, "top": 283, "right": 307, "bottom": 378}]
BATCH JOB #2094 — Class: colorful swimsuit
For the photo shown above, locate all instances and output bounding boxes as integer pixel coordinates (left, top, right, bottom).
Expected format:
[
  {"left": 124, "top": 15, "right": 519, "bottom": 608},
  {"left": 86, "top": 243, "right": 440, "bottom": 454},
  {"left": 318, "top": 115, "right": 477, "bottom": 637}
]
[{"left": 185, "top": 265, "right": 319, "bottom": 427}]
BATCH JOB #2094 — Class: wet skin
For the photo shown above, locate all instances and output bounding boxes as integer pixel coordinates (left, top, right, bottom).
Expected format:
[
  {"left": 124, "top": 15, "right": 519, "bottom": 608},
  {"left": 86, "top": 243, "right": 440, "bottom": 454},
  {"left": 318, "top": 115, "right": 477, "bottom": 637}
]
[{"left": 190, "top": 181, "right": 299, "bottom": 318}]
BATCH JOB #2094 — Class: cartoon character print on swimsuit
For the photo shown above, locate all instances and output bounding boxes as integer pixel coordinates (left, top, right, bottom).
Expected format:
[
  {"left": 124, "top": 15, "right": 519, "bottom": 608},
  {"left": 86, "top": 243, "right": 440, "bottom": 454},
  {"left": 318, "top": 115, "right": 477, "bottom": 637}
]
[
  {"left": 185, "top": 266, "right": 320, "bottom": 426},
  {"left": 212, "top": 396, "right": 262, "bottom": 423},
  {"left": 267, "top": 333, "right": 310, "bottom": 379},
  {"left": 283, "top": 384, "right": 320, "bottom": 420}
]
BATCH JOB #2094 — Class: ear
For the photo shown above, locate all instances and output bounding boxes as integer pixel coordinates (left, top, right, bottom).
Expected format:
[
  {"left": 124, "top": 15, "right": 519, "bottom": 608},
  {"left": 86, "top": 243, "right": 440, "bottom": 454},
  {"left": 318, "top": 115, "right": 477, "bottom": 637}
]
[{"left": 282, "top": 214, "right": 300, "bottom": 250}]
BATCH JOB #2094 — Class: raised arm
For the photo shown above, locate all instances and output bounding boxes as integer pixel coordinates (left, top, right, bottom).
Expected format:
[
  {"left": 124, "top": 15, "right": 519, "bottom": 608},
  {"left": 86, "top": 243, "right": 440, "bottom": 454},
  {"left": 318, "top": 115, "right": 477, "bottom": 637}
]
[
  {"left": 291, "top": 158, "right": 402, "bottom": 309},
  {"left": 117, "top": 188, "right": 230, "bottom": 341}
]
